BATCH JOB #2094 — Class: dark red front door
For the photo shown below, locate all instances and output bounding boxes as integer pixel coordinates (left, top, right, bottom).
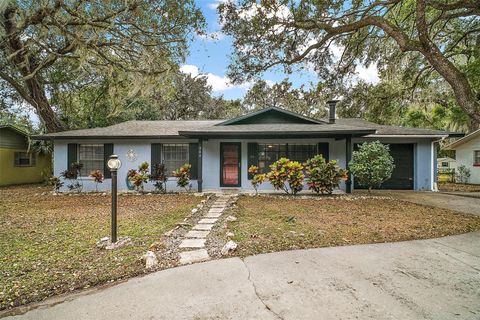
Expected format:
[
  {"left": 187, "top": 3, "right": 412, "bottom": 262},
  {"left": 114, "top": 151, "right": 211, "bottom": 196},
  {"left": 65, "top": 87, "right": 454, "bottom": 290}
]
[{"left": 220, "top": 143, "right": 241, "bottom": 187}]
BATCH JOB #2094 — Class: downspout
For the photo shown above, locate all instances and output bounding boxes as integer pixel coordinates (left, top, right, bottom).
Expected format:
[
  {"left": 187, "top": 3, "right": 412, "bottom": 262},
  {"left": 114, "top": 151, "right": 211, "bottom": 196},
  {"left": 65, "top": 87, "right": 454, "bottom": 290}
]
[{"left": 198, "top": 139, "right": 203, "bottom": 192}]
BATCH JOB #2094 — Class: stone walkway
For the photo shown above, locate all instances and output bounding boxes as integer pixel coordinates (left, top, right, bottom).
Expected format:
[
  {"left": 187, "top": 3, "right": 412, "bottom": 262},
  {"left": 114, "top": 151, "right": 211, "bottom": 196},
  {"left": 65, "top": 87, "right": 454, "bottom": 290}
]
[{"left": 178, "top": 195, "right": 233, "bottom": 265}]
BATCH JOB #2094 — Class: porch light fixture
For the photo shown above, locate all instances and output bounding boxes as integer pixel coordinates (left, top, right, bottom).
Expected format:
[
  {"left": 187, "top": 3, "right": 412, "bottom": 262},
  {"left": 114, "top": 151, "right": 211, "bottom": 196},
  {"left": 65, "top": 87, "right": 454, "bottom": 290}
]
[{"left": 107, "top": 155, "right": 121, "bottom": 243}]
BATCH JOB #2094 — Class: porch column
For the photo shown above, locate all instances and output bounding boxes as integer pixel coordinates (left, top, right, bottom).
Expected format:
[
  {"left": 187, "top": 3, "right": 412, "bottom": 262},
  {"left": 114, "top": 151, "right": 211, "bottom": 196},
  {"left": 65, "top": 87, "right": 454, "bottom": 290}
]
[
  {"left": 197, "top": 139, "right": 203, "bottom": 192},
  {"left": 345, "top": 135, "right": 352, "bottom": 193}
]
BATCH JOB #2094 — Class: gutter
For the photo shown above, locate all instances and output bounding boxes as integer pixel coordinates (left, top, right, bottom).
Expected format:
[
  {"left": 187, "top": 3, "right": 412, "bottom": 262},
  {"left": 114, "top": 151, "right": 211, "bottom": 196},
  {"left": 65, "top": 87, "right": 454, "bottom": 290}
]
[
  {"left": 364, "top": 134, "right": 451, "bottom": 139},
  {"left": 31, "top": 135, "right": 187, "bottom": 141}
]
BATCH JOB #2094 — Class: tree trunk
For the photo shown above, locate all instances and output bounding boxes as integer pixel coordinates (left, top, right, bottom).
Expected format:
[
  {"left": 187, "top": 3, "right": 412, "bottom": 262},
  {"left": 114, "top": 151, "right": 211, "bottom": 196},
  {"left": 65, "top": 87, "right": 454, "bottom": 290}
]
[
  {"left": 3, "top": 5, "right": 65, "bottom": 133},
  {"left": 415, "top": 0, "right": 480, "bottom": 131},
  {"left": 25, "top": 76, "right": 65, "bottom": 133}
]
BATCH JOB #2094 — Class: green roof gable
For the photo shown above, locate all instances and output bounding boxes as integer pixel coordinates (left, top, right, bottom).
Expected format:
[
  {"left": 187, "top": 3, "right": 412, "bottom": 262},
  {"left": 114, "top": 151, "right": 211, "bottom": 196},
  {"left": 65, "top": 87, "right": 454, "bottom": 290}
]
[{"left": 216, "top": 107, "right": 325, "bottom": 126}]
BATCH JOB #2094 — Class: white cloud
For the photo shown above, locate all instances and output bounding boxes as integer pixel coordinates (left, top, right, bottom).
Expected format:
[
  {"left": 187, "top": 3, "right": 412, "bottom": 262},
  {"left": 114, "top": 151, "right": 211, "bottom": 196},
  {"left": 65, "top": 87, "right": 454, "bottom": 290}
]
[
  {"left": 180, "top": 64, "right": 252, "bottom": 92},
  {"left": 355, "top": 63, "right": 380, "bottom": 84},
  {"left": 179, "top": 64, "right": 200, "bottom": 77}
]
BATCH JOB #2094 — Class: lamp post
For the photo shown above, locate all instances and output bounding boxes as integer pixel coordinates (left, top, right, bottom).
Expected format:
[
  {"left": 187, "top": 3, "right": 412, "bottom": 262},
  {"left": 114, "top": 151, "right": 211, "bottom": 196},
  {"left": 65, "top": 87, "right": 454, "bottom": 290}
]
[{"left": 107, "top": 155, "right": 121, "bottom": 243}]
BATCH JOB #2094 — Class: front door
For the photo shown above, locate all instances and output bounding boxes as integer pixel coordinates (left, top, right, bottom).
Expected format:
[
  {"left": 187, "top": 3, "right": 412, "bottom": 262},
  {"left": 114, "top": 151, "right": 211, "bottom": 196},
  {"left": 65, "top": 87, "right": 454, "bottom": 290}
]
[{"left": 220, "top": 142, "right": 241, "bottom": 187}]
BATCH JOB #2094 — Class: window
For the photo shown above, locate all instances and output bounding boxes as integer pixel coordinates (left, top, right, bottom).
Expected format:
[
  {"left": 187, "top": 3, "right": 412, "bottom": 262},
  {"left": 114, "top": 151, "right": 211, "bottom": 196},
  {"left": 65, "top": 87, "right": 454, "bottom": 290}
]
[
  {"left": 14, "top": 152, "right": 36, "bottom": 167},
  {"left": 78, "top": 144, "right": 104, "bottom": 176},
  {"left": 441, "top": 162, "right": 449, "bottom": 168},
  {"left": 257, "top": 143, "right": 317, "bottom": 173},
  {"left": 474, "top": 151, "right": 480, "bottom": 166},
  {"left": 163, "top": 144, "right": 189, "bottom": 176}
]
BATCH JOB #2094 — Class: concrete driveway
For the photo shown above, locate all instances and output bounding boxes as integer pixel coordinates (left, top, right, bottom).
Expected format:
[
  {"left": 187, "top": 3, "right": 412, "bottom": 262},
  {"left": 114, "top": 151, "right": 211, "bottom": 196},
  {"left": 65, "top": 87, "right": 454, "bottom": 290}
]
[
  {"left": 3, "top": 232, "right": 479, "bottom": 320},
  {"left": 368, "top": 190, "right": 480, "bottom": 216}
]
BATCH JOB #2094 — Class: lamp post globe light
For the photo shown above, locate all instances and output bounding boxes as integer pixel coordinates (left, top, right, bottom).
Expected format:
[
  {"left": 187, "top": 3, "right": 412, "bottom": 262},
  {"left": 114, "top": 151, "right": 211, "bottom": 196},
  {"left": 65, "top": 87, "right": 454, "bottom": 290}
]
[{"left": 107, "top": 155, "right": 121, "bottom": 243}]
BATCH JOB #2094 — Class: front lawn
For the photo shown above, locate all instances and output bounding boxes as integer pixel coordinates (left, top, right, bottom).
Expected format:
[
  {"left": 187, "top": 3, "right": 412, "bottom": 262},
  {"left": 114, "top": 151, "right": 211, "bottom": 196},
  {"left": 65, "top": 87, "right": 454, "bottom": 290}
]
[
  {"left": 222, "top": 195, "right": 480, "bottom": 257},
  {"left": 0, "top": 185, "right": 201, "bottom": 310}
]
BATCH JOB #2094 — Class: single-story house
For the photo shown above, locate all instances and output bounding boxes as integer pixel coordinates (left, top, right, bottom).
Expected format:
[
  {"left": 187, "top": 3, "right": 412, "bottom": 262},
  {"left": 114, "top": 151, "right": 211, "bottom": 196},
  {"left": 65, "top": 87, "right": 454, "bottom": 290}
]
[
  {"left": 34, "top": 105, "right": 462, "bottom": 193},
  {"left": 437, "top": 157, "right": 457, "bottom": 170},
  {"left": 0, "top": 124, "right": 51, "bottom": 186},
  {"left": 444, "top": 129, "right": 480, "bottom": 184}
]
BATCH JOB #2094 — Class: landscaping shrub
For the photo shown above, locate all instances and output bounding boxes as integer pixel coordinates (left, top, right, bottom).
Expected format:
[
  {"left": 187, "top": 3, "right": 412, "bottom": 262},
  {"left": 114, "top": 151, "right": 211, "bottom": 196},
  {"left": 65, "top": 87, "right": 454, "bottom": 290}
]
[
  {"left": 89, "top": 170, "right": 104, "bottom": 192},
  {"left": 173, "top": 163, "right": 191, "bottom": 192},
  {"left": 304, "top": 155, "right": 348, "bottom": 194},
  {"left": 60, "top": 162, "right": 83, "bottom": 192},
  {"left": 348, "top": 141, "right": 395, "bottom": 192},
  {"left": 150, "top": 163, "right": 168, "bottom": 193},
  {"left": 49, "top": 176, "right": 63, "bottom": 192},
  {"left": 456, "top": 165, "right": 471, "bottom": 184},
  {"left": 248, "top": 165, "right": 266, "bottom": 195},
  {"left": 267, "top": 158, "right": 304, "bottom": 195},
  {"left": 127, "top": 162, "right": 150, "bottom": 192}
]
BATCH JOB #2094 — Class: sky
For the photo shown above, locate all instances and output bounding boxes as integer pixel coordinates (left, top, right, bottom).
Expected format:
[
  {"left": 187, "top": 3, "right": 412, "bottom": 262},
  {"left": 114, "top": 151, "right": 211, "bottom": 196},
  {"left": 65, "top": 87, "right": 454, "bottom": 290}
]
[{"left": 181, "top": 0, "right": 380, "bottom": 100}]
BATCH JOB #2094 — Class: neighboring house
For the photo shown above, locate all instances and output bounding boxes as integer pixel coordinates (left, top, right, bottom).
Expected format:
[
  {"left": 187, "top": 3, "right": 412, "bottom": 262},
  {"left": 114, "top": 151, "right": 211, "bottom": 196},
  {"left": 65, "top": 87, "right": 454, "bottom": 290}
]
[
  {"left": 34, "top": 106, "right": 462, "bottom": 193},
  {"left": 444, "top": 129, "right": 480, "bottom": 184},
  {"left": 437, "top": 157, "right": 457, "bottom": 170},
  {"left": 0, "top": 125, "right": 51, "bottom": 186}
]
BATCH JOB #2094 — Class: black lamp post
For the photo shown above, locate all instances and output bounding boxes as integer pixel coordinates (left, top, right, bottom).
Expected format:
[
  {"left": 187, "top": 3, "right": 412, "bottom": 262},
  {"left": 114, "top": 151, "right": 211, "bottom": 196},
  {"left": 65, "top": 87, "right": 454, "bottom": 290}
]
[{"left": 107, "top": 154, "right": 121, "bottom": 243}]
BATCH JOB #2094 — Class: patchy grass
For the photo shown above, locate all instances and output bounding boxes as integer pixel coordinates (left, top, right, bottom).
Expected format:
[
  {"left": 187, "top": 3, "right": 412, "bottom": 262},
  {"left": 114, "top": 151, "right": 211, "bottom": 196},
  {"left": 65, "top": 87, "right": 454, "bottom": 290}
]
[
  {"left": 438, "top": 182, "right": 480, "bottom": 192},
  {"left": 225, "top": 195, "right": 480, "bottom": 257},
  {"left": 0, "top": 184, "right": 201, "bottom": 310}
]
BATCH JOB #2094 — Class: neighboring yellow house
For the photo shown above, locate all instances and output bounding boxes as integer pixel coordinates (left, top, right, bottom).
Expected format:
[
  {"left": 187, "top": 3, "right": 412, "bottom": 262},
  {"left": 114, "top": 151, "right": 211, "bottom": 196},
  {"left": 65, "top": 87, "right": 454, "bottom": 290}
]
[{"left": 0, "top": 125, "right": 51, "bottom": 186}]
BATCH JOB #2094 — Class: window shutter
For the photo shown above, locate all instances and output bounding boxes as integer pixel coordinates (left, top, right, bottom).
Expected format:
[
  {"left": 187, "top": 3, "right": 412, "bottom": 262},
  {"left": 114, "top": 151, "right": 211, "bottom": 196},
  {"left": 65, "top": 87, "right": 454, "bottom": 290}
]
[
  {"left": 247, "top": 143, "right": 259, "bottom": 179},
  {"left": 67, "top": 144, "right": 78, "bottom": 169},
  {"left": 318, "top": 143, "right": 329, "bottom": 161},
  {"left": 151, "top": 143, "right": 162, "bottom": 174},
  {"left": 103, "top": 144, "right": 114, "bottom": 178},
  {"left": 189, "top": 143, "right": 199, "bottom": 179}
]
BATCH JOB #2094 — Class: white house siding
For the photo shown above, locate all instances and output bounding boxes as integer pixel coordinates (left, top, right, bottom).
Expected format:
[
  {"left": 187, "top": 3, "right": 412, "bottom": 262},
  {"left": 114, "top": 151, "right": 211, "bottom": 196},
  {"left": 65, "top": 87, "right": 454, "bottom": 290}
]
[
  {"left": 54, "top": 137, "right": 437, "bottom": 192},
  {"left": 54, "top": 139, "right": 198, "bottom": 192},
  {"left": 201, "top": 138, "right": 345, "bottom": 192},
  {"left": 455, "top": 139, "right": 480, "bottom": 184}
]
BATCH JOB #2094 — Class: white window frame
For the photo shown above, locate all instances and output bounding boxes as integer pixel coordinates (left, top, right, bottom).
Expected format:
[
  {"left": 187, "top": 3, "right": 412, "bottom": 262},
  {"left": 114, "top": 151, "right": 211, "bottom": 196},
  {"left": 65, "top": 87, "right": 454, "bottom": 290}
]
[
  {"left": 78, "top": 144, "right": 104, "bottom": 177},
  {"left": 162, "top": 144, "right": 189, "bottom": 177}
]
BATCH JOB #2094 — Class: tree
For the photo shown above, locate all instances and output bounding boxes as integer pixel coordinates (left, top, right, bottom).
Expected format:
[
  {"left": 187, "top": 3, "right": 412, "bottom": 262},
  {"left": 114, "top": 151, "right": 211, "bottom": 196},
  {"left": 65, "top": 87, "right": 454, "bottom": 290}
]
[
  {"left": 1, "top": 0, "right": 204, "bottom": 132},
  {"left": 219, "top": 0, "right": 480, "bottom": 129},
  {"left": 349, "top": 141, "right": 395, "bottom": 192},
  {"left": 243, "top": 79, "right": 328, "bottom": 118}
]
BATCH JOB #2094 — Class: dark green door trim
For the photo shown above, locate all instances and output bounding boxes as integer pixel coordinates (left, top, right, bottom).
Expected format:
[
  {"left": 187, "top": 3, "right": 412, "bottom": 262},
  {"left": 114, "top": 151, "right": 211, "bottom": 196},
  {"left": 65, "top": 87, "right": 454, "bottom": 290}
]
[{"left": 220, "top": 142, "right": 241, "bottom": 188}]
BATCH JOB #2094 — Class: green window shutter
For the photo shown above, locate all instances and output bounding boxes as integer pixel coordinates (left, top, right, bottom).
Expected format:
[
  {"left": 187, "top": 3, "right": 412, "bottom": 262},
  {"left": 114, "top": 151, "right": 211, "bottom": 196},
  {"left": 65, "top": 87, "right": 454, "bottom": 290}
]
[
  {"left": 247, "top": 143, "right": 259, "bottom": 179},
  {"left": 318, "top": 143, "right": 329, "bottom": 161},
  {"left": 189, "top": 143, "right": 199, "bottom": 179},
  {"left": 67, "top": 144, "right": 78, "bottom": 169},
  {"left": 151, "top": 143, "right": 162, "bottom": 174},
  {"left": 103, "top": 144, "right": 114, "bottom": 178}
]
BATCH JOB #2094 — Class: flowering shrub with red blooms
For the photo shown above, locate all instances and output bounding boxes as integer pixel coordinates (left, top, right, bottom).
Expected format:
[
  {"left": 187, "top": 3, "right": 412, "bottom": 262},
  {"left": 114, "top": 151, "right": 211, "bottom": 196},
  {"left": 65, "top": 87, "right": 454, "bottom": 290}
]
[
  {"left": 248, "top": 165, "right": 266, "bottom": 195},
  {"left": 304, "top": 155, "right": 348, "bottom": 195},
  {"left": 173, "top": 163, "right": 191, "bottom": 191},
  {"left": 127, "top": 162, "right": 150, "bottom": 192},
  {"left": 89, "top": 170, "right": 104, "bottom": 192},
  {"left": 266, "top": 158, "right": 304, "bottom": 195}
]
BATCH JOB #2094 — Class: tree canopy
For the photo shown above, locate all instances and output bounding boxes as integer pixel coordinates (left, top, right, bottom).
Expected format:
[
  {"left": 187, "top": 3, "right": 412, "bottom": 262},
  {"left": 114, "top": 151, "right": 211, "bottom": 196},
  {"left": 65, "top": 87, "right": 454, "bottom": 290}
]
[
  {"left": 219, "top": 0, "right": 480, "bottom": 130},
  {"left": 0, "top": 0, "right": 205, "bottom": 132}
]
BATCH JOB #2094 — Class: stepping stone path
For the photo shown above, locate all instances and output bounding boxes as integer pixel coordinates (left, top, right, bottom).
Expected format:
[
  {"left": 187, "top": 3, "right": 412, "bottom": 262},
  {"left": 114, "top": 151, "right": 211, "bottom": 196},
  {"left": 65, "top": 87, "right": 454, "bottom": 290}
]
[{"left": 179, "top": 195, "right": 235, "bottom": 265}]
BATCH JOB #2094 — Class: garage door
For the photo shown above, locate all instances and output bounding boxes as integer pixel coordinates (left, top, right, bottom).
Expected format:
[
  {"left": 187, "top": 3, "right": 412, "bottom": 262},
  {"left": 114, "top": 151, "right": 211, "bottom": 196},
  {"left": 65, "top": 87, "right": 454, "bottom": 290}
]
[{"left": 354, "top": 143, "right": 414, "bottom": 190}]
